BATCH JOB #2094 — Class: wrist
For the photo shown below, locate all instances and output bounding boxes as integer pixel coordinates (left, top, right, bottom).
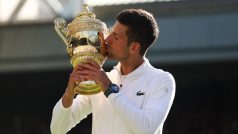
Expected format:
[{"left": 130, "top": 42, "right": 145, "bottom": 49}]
[
  {"left": 62, "top": 88, "right": 75, "bottom": 108},
  {"left": 102, "top": 81, "right": 112, "bottom": 92},
  {"left": 104, "top": 83, "right": 120, "bottom": 97},
  {"left": 65, "top": 87, "right": 76, "bottom": 98}
]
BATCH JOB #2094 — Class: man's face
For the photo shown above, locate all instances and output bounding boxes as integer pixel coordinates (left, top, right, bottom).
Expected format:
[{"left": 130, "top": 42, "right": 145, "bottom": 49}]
[{"left": 105, "top": 21, "right": 131, "bottom": 61}]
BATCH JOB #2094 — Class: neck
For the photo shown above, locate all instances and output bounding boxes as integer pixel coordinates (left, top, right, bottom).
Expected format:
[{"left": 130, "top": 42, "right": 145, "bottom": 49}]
[{"left": 120, "top": 57, "right": 144, "bottom": 75}]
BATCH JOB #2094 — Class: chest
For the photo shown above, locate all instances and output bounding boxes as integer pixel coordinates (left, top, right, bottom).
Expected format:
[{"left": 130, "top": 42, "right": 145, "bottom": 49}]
[{"left": 116, "top": 76, "right": 151, "bottom": 108}]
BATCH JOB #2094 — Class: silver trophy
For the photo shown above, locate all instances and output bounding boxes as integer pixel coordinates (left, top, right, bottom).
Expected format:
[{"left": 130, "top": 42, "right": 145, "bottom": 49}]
[{"left": 54, "top": 4, "right": 107, "bottom": 95}]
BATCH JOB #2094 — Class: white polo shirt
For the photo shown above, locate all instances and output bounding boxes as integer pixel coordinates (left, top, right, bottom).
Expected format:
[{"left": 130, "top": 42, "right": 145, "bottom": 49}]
[{"left": 50, "top": 58, "right": 175, "bottom": 134}]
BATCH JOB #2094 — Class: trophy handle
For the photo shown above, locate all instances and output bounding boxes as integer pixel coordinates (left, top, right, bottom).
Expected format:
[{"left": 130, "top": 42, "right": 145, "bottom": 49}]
[{"left": 54, "top": 17, "right": 73, "bottom": 56}]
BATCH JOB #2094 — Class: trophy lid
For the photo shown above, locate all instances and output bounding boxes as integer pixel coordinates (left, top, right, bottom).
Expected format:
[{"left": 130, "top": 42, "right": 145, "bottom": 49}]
[{"left": 67, "top": 4, "right": 107, "bottom": 36}]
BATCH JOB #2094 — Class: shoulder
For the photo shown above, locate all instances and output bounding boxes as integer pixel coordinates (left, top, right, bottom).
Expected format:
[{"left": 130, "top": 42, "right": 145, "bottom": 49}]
[
  {"left": 145, "top": 67, "right": 176, "bottom": 100},
  {"left": 145, "top": 66, "right": 176, "bottom": 91},
  {"left": 143, "top": 59, "right": 174, "bottom": 81},
  {"left": 147, "top": 65, "right": 174, "bottom": 82}
]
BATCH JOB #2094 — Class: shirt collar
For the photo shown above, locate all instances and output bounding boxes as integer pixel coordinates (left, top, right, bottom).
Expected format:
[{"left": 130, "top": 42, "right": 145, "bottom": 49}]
[{"left": 113, "top": 57, "right": 150, "bottom": 79}]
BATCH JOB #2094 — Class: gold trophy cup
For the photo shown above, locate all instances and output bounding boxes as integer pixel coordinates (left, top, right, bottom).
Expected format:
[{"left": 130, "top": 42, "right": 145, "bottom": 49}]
[{"left": 54, "top": 4, "right": 107, "bottom": 95}]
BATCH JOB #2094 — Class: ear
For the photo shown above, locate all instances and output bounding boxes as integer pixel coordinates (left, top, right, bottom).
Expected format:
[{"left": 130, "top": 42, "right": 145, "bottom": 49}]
[{"left": 129, "top": 42, "right": 140, "bottom": 54}]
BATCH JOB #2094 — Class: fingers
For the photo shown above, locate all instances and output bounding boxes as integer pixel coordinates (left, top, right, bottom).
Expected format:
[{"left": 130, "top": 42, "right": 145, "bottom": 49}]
[
  {"left": 87, "top": 58, "right": 100, "bottom": 68},
  {"left": 70, "top": 64, "right": 87, "bottom": 82},
  {"left": 78, "top": 59, "right": 100, "bottom": 72},
  {"left": 72, "top": 63, "right": 84, "bottom": 73},
  {"left": 70, "top": 71, "right": 83, "bottom": 83},
  {"left": 69, "top": 59, "right": 102, "bottom": 83},
  {"left": 68, "top": 60, "right": 111, "bottom": 92}
]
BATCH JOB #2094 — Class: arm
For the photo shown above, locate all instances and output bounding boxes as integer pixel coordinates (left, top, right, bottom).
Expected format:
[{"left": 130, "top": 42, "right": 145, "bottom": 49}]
[
  {"left": 50, "top": 65, "right": 92, "bottom": 134},
  {"left": 108, "top": 73, "right": 175, "bottom": 134},
  {"left": 50, "top": 95, "right": 91, "bottom": 134}
]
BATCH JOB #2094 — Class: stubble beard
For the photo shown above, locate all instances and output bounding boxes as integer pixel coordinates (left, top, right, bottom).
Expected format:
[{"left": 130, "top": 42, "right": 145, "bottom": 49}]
[{"left": 106, "top": 52, "right": 117, "bottom": 60}]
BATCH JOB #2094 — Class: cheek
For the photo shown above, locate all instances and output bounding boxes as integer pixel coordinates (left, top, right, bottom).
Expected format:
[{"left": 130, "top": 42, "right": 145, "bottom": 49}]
[
  {"left": 109, "top": 39, "right": 126, "bottom": 52},
  {"left": 110, "top": 41, "right": 119, "bottom": 50}
]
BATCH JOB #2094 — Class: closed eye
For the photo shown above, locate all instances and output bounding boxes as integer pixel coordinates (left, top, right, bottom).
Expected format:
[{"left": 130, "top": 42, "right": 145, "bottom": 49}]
[{"left": 112, "top": 32, "right": 119, "bottom": 40}]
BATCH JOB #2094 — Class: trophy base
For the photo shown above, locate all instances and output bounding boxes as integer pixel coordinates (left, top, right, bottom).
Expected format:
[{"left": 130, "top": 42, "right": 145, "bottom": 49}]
[{"left": 74, "top": 81, "right": 101, "bottom": 95}]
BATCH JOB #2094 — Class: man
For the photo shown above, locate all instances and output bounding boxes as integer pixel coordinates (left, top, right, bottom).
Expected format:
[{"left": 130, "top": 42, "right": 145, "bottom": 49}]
[{"left": 51, "top": 9, "right": 175, "bottom": 134}]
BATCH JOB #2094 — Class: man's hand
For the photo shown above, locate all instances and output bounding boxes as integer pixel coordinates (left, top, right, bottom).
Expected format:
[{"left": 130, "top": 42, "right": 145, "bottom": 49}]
[
  {"left": 62, "top": 64, "right": 85, "bottom": 108},
  {"left": 77, "top": 59, "right": 111, "bottom": 92},
  {"left": 62, "top": 59, "right": 111, "bottom": 108}
]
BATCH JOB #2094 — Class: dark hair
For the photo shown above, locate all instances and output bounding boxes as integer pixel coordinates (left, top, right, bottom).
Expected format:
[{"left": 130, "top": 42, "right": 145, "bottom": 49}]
[{"left": 116, "top": 9, "right": 159, "bottom": 56}]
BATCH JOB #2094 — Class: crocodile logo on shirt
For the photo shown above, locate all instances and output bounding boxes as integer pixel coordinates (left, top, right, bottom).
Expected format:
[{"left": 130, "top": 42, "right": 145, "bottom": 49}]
[{"left": 136, "top": 91, "right": 146, "bottom": 96}]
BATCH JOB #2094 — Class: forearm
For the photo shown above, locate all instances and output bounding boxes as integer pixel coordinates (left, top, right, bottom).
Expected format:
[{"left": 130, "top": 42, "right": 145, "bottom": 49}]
[
  {"left": 62, "top": 88, "right": 76, "bottom": 108},
  {"left": 50, "top": 63, "right": 93, "bottom": 133},
  {"left": 50, "top": 99, "right": 75, "bottom": 134},
  {"left": 51, "top": 94, "right": 92, "bottom": 134}
]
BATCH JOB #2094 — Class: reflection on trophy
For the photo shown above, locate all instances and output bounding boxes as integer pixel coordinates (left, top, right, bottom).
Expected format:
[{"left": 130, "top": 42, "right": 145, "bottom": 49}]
[{"left": 54, "top": 4, "right": 107, "bottom": 95}]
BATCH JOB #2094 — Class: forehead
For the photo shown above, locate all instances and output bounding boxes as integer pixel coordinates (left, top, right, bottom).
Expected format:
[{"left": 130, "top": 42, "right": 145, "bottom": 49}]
[{"left": 112, "top": 21, "right": 128, "bottom": 37}]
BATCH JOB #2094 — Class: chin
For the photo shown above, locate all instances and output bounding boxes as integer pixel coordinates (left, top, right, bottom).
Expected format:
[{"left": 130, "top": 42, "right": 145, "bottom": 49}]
[
  {"left": 106, "top": 51, "right": 119, "bottom": 60},
  {"left": 107, "top": 56, "right": 116, "bottom": 60}
]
